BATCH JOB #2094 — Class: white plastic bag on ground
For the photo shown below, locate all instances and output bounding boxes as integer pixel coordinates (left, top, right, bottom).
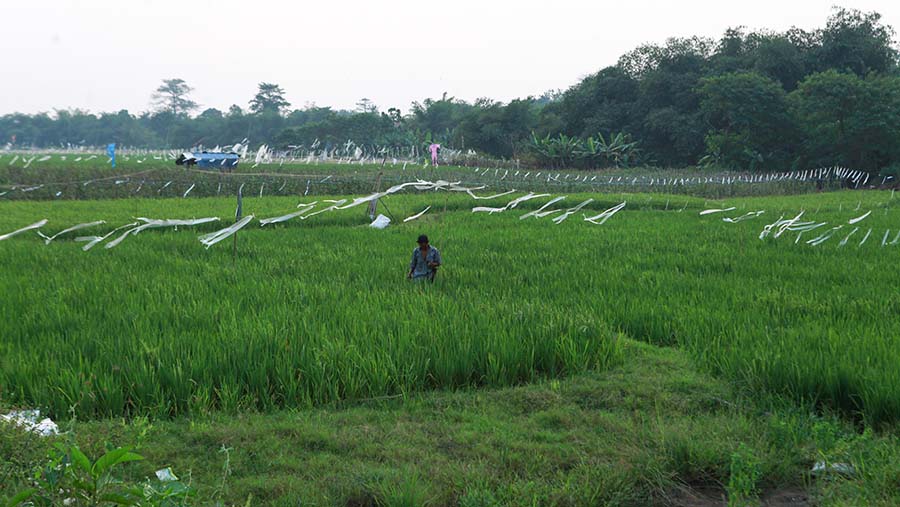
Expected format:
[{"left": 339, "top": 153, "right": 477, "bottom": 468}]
[
  {"left": 155, "top": 467, "right": 179, "bottom": 481},
  {"left": 811, "top": 461, "right": 854, "bottom": 476},
  {"left": 1, "top": 409, "right": 59, "bottom": 436},
  {"left": 370, "top": 214, "right": 391, "bottom": 229}
]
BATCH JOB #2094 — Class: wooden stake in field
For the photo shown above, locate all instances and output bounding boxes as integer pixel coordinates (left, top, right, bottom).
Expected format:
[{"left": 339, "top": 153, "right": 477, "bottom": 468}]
[
  {"left": 367, "top": 170, "right": 384, "bottom": 220},
  {"left": 233, "top": 183, "right": 243, "bottom": 264}
]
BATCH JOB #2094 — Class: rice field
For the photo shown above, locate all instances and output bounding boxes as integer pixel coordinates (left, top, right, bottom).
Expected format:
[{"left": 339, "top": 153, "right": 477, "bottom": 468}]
[
  {"left": 1, "top": 151, "right": 853, "bottom": 202},
  {"left": 1, "top": 187, "right": 899, "bottom": 426}
]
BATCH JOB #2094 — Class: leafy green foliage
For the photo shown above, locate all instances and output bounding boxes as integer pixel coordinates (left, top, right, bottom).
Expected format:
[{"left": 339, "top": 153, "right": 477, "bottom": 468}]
[
  {"left": 789, "top": 70, "right": 900, "bottom": 172},
  {"left": 4, "top": 442, "right": 193, "bottom": 507},
  {"left": 248, "top": 83, "right": 291, "bottom": 116},
  {"left": 151, "top": 79, "right": 198, "bottom": 117},
  {"left": 727, "top": 443, "right": 762, "bottom": 506},
  {"left": 698, "top": 72, "right": 797, "bottom": 170},
  {"left": 529, "top": 131, "right": 641, "bottom": 168}
]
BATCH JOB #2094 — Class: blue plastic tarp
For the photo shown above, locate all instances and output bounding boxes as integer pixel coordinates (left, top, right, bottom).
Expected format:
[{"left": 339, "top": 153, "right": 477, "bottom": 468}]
[{"left": 192, "top": 152, "right": 240, "bottom": 168}]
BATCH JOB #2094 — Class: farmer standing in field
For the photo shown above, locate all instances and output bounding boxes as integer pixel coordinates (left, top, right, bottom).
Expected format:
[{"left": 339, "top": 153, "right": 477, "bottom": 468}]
[
  {"left": 428, "top": 143, "right": 441, "bottom": 167},
  {"left": 407, "top": 234, "right": 442, "bottom": 282}
]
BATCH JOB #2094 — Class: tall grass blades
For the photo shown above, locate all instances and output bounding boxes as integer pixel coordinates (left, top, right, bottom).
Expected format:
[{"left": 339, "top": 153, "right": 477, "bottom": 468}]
[{"left": 0, "top": 191, "right": 898, "bottom": 425}]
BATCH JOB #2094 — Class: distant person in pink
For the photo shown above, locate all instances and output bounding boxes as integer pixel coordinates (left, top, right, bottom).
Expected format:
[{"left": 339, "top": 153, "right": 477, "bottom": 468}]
[{"left": 428, "top": 143, "right": 441, "bottom": 167}]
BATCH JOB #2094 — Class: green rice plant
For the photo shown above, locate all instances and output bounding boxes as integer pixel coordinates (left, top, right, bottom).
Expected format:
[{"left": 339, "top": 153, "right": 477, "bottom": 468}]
[
  {"left": 371, "top": 469, "right": 433, "bottom": 507},
  {"left": 0, "top": 190, "right": 899, "bottom": 426}
]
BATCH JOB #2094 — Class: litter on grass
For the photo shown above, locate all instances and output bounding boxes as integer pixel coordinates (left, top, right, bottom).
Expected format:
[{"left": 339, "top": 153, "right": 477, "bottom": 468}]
[
  {"left": 370, "top": 214, "right": 391, "bottom": 229},
  {"left": 1, "top": 410, "right": 59, "bottom": 436},
  {"left": 155, "top": 467, "right": 179, "bottom": 482}
]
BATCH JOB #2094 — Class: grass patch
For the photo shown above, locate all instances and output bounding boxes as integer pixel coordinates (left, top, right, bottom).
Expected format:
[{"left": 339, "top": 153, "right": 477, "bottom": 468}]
[{"left": 4, "top": 340, "right": 898, "bottom": 505}]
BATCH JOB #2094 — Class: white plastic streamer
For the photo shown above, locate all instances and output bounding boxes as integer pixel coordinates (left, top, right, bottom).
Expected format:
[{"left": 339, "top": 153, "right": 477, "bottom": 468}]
[
  {"left": 105, "top": 217, "right": 219, "bottom": 249},
  {"left": 472, "top": 205, "right": 508, "bottom": 214},
  {"left": 42, "top": 220, "right": 106, "bottom": 244},
  {"left": 466, "top": 189, "right": 516, "bottom": 200},
  {"left": 553, "top": 199, "right": 594, "bottom": 224},
  {"left": 759, "top": 212, "right": 826, "bottom": 240},
  {"left": 722, "top": 211, "right": 765, "bottom": 223},
  {"left": 773, "top": 212, "right": 805, "bottom": 238},
  {"left": 259, "top": 205, "right": 316, "bottom": 226},
  {"left": 807, "top": 226, "right": 843, "bottom": 246},
  {"left": 520, "top": 196, "right": 567, "bottom": 220},
  {"left": 504, "top": 192, "right": 551, "bottom": 210},
  {"left": 75, "top": 222, "right": 139, "bottom": 251},
  {"left": 838, "top": 227, "right": 860, "bottom": 247},
  {"left": 0, "top": 219, "right": 48, "bottom": 241},
  {"left": 403, "top": 206, "right": 431, "bottom": 223},
  {"left": 334, "top": 180, "right": 456, "bottom": 211},
  {"left": 858, "top": 228, "right": 872, "bottom": 246},
  {"left": 848, "top": 211, "right": 871, "bottom": 225},
  {"left": 472, "top": 192, "right": 549, "bottom": 214},
  {"left": 759, "top": 216, "right": 785, "bottom": 240},
  {"left": 699, "top": 207, "right": 736, "bottom": 216},
  {"left": 584, "top": 202, "right": 626, "bottom": 225},
  {"left": 199, "top": 215, "right": 255, "bottom": 248},
  {"left": 131, "top": 217, "right": 220, "bottom": 235},
  {"left": 104, "top": 226, "right": 140, "bottom": 249},
  {"left": 303, "top": 200, "right": 348, "bottom": 219}
]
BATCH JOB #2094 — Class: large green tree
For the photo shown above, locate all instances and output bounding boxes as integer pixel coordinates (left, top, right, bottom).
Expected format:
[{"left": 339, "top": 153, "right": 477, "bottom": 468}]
[
  {"left": 151, "top": 79, "right": 198, "bottom": 116},
  {"left": 249, "top": 83, "right": 291, "bottom": 115},
  {"left": 815, "top": 7, "right": 899, "bottom": 76},
  {"left": 457, "top": 98, "right": 539, "bottom": 158},
  {"left": 790, "top": 70, "right": 900, "bottom": 172},
  {"left": 699, "top": 72, "right": 797, "bottom": 170}
]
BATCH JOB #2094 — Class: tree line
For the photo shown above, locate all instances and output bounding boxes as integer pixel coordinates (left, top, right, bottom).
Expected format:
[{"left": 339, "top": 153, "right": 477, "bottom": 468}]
[{"left": 2, "top": 7, "right": 899, "bottom": 174}]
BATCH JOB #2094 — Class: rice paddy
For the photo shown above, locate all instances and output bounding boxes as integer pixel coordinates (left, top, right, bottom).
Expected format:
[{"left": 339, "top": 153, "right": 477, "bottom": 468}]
[{"left": 2, "top": 187, "right": 899, "bottom": 426}]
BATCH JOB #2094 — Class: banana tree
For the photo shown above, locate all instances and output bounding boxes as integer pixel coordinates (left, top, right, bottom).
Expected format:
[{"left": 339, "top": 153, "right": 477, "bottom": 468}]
[
  {"left": 529, "top": 132, "right": 583, "bottom": 168},
  {"left": 595, "top": 132, "right": 641, "bottom": 167},
  {"left": 574, "top": 135, "right": 603, "bottom": 167}
]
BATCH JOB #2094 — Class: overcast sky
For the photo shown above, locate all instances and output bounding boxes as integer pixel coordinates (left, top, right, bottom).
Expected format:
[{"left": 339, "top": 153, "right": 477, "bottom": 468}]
[{"left": 1, "top": 0, "right": 898, "bottom": 116}]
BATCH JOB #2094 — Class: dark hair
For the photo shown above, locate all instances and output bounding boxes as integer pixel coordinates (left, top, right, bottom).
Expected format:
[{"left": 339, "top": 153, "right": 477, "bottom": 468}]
[{"left": 417, "top": 234, "right": 429, "bottom": 243}]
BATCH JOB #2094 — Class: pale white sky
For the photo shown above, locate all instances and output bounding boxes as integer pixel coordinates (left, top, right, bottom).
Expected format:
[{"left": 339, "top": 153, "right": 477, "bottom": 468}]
[{"left": 1, "top": 0, "right": 898, "bottom": 115}]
